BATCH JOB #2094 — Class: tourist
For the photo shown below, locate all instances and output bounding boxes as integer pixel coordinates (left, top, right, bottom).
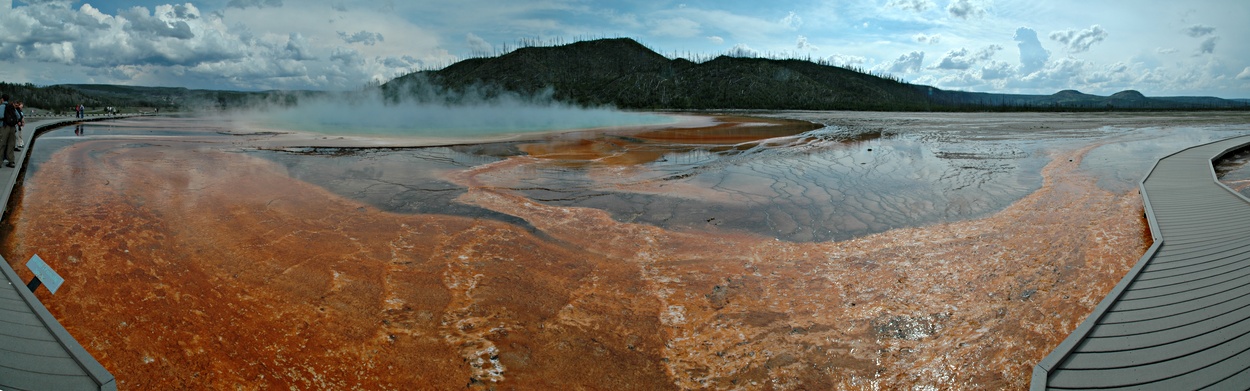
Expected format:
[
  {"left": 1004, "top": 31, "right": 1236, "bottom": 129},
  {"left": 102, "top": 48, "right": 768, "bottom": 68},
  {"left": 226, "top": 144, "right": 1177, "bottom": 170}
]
[
  {"left": 14, "top": 101, "right": 24, "bottom": 151},
  {"left": 1, "top": 94, "right": 18, "bottom": 167}
]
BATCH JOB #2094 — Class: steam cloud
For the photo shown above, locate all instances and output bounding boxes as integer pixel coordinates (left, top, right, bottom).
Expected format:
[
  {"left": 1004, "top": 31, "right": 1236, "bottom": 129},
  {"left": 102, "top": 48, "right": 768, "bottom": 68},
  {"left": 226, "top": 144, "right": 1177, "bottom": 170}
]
[{"left": 230, "top": 79, "right": 675, "bottom": 141}]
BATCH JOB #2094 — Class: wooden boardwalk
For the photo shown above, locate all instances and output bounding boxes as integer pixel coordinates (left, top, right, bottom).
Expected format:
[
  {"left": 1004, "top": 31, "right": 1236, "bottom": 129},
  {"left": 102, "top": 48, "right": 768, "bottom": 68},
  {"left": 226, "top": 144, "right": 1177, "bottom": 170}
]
[
  {"left": 1, "top": 117, "right": 118, "bottom": 391},
  {"left": 1034, "top": 134, "right": 1250, "bottom": 389}
]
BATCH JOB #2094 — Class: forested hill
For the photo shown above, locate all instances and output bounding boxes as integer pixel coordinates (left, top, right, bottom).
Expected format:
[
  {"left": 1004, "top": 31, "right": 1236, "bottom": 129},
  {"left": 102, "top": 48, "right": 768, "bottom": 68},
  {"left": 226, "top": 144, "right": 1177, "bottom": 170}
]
[
  {"left": 386, "top": 38, "right": 934, "bottom": 111},
  {"left": 0, "top": 82, "right": 107, "bottom": 111},
  {"left": 386, "top": 38, "right": 1249, "bottom": 111}
]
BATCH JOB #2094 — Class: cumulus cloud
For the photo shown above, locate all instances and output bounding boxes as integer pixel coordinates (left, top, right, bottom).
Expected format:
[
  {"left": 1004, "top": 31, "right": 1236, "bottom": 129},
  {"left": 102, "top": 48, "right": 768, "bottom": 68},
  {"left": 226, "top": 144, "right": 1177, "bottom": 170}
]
[
  {"left": 1185, "top": 24, "right": 1216, "bottom": 38},
  {"left": 934, "top": 45, "right": 1001, "bottom": 70},
  {"left": 1017, "top": 57, "right": 1088, "bottom": 89},
  {"left": 0, "top": 1, "right": 452, "bottom": 90},
  {"left": 886, "top": 0, "right": 936, "bottom": 12},
  {"left": 887, "top": 51, "right": 925, "bottom": 73},
  {"left": 796, "top": 35, "right": 818, "bottom": 51},
  {"left": 914, "top": 33, "right": 941, "bottom": 44},
  {"left": 980, "top": 61, "right": 1014, "bottom": 80},
  {"left": 947, "top": 0, "right": 986, "bottom": 19},
  {"left": 727, "top": 43, "right": 759, "bottom": 58},
  {"left": 828, "top": 53, "right": 867, "bottom": 67},
  {"left": 339, "top": 30, "right": 384, "bottom": 46},
  {"left": 1237, "top": 67, "right": 1250, "bottom": 80},
  {"left": 283, "top": 33, "right": 315, "bottom": 60},
  {"left": 1014, "top": 27, "right": 1049, "bottom": 75},
  {"left": 1049, "top": 25, "right": 1108, "bottom": 53},
  {"left": 120, "top": 7, "right": 196, "bottom": 39},
  {"left": 707, "top": 36, "right": 724, "bottom": 45}
]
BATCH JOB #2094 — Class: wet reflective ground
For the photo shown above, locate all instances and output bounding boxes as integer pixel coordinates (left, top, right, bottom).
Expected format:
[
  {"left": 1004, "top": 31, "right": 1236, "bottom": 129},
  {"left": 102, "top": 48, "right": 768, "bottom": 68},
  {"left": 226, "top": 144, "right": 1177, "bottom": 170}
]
[{"left": 4, "top": 112, "right": 1250, "bottom": 389}]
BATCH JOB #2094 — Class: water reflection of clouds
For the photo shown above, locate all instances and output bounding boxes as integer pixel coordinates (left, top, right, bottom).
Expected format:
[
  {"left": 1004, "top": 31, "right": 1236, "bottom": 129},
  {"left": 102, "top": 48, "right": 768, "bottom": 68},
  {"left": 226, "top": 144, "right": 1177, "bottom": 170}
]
[
  {"left": 29, "top": 114, "right": 1250, "bottom": 243},
  {"left": 1084, "top": 126, "right": 1250, "bottom": 192}
]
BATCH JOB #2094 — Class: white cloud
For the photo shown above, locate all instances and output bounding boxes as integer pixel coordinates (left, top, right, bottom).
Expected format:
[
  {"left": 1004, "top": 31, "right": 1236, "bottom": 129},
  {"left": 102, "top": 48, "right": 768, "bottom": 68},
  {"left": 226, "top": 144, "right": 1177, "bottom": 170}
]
[
  {"left": 1237, "top": 67, "right": 1250, "bottom": 80},
  {"left": 796, "top": 35, "right": 818, "bottom": 51},
  {"left": 828, "top": 53, "right": 867, "bottom": 67},
  {"left": 1185, "top": 24, "right": 1216, "bottom": 38},
  {"left": 980, "top": 61, "right": 1014, "bottom": 80},
  {"left": 934, "top": 45, "right": 1001, "bottom": 70},
  {"left": 1049, "top": 25, "right": 1108, "bottom": 53},
  {"left": 727, "top": 43, "right": 758, "bottom": 58},
  {"left": 780, "top": 11, "right": 802, "bottom": 29},
  {"left": 886, "top": 0, "right": 935, "bottom": 13},
  {"left": 706, "top": 36, "right": 724, "bottom": 45},
  {"left": 1013, "top": 27, "right": 1049, "bottom": 75},
  {"left": 886, "top": 51, "right": 925, "bottom": 73},
  {"left": 914, "top": 33, "right": 941, "bottom": 45},
  {"left": 1014, "top": 57, "right": 1089, "bottom": 91},
  {"left": 947, "top": 0, "right": 986, "bottom": 19}
]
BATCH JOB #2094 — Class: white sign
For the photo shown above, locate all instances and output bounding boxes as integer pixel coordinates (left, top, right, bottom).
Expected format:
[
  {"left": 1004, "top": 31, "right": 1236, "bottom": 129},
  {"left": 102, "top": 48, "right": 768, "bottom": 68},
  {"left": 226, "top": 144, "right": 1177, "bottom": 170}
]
[{"left": 26, "top": 254, "right": 64, "bottom": 294}]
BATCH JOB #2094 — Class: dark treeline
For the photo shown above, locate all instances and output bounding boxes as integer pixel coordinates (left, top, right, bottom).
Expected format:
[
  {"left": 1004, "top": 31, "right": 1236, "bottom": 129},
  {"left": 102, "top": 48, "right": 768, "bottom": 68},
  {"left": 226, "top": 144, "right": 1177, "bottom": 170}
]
[
  {"left": 0, "top": 82, "right": 106, "bottom": 112},
  {"left": 0, "top": 82, "right": 328, "bottom": 112}
]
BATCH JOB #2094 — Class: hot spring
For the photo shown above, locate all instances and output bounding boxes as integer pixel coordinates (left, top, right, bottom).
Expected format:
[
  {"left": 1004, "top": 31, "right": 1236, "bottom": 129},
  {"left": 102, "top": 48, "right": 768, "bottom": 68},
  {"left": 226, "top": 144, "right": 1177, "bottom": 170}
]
[{"left": 7, "top": 110, "right": 1250, "bottom": 389}]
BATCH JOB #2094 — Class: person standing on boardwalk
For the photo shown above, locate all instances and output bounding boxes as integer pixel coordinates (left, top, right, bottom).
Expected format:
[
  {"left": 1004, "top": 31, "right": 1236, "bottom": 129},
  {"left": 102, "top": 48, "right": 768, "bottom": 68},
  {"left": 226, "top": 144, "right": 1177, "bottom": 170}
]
[
  {"left": 14, "top": 101, "right": 25, "bottom": 151},
  {"left": 1, "top": 94, "right": 18, "bottom": 167}
]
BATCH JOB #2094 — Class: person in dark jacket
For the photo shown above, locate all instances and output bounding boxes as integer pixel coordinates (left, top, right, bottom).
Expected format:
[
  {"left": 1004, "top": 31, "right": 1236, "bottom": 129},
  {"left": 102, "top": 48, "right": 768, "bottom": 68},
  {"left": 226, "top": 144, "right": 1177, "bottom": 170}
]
[{"left": 0, "top": 94, "right": 17, "bottom": 167}]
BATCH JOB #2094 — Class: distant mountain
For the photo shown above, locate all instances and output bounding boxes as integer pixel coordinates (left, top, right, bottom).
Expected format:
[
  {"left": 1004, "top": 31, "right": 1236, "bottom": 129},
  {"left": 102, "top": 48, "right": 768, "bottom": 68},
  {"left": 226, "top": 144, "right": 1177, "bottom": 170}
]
[
  {"left": 387, "top": 38, "right": 935, "bottom": 111},
  {"left": 386, "top": 38, "right": 1250, "bottom": 111}
]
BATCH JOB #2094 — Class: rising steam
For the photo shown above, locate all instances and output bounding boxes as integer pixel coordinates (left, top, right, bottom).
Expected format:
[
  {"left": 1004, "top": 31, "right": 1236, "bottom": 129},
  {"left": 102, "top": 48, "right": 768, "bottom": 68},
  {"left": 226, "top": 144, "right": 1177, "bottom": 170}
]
[{"left": 228, "top": 78, "right": 677, "bottom": 141}]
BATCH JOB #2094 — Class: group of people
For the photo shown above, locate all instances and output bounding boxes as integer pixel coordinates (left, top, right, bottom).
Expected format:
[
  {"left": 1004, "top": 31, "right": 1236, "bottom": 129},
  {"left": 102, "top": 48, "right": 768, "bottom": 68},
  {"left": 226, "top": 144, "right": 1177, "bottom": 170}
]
[{"left": 1, "top": 94, "right": 26, "bottom": 168}]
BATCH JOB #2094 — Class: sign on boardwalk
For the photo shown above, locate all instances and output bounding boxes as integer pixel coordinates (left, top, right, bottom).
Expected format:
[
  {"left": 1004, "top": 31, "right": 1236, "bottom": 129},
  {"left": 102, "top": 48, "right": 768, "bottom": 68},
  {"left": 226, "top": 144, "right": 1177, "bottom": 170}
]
[{"left": 26, "top": 254, "right": 64, "bottom": 294}]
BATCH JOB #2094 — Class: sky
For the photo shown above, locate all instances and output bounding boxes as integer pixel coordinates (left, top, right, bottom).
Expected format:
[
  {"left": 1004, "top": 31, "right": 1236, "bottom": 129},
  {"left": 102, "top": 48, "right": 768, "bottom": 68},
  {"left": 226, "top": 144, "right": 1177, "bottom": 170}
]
[{"left": 1, "top": 0, "right": 1247, "bottom": 98}]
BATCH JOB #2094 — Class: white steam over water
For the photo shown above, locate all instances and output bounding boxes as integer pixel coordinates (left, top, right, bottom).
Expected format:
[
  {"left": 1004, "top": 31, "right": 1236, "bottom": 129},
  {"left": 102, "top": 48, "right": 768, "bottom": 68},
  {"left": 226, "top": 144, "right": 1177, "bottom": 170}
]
[{"left": 230, "top": 88, "right": 677, "bottom": 140}]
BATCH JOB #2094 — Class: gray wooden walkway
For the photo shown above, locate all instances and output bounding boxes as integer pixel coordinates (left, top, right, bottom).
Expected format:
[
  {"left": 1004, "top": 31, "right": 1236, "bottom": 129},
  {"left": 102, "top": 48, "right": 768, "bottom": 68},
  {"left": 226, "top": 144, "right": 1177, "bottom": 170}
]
[
  {"left": 1034, "top": 134, "right": 1250, "bottom": 389},
  {"left": 1, "top": 117, "right": 117, "bottom": 390}
]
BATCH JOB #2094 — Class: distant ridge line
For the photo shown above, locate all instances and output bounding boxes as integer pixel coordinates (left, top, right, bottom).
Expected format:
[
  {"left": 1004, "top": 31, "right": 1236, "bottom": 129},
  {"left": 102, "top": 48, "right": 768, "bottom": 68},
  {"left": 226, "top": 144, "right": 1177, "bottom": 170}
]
[{"left": 384, "top": 37, "right": 1250, "bottom": 112}]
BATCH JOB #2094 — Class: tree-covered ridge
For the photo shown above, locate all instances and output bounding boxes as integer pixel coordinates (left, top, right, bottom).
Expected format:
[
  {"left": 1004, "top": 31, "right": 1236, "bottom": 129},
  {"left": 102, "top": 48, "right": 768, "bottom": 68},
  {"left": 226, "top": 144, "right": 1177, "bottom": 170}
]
[{"left": 386, "top": 38, "right": 1249, "bottom": 111}]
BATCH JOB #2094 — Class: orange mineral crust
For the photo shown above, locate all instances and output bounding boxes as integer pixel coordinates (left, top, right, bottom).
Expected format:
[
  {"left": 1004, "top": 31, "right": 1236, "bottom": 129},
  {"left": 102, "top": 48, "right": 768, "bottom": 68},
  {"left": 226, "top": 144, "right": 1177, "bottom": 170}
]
[{"left": 5, "top": 137, "right": 1145, "bottom": 389}]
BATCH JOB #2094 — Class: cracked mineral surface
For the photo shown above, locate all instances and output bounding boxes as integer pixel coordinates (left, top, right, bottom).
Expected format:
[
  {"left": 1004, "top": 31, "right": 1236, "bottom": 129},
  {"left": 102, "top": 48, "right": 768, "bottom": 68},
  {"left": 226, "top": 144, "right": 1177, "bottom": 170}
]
[{"left": 3, "top": 112, "right": 1250, "bottom": 389}]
